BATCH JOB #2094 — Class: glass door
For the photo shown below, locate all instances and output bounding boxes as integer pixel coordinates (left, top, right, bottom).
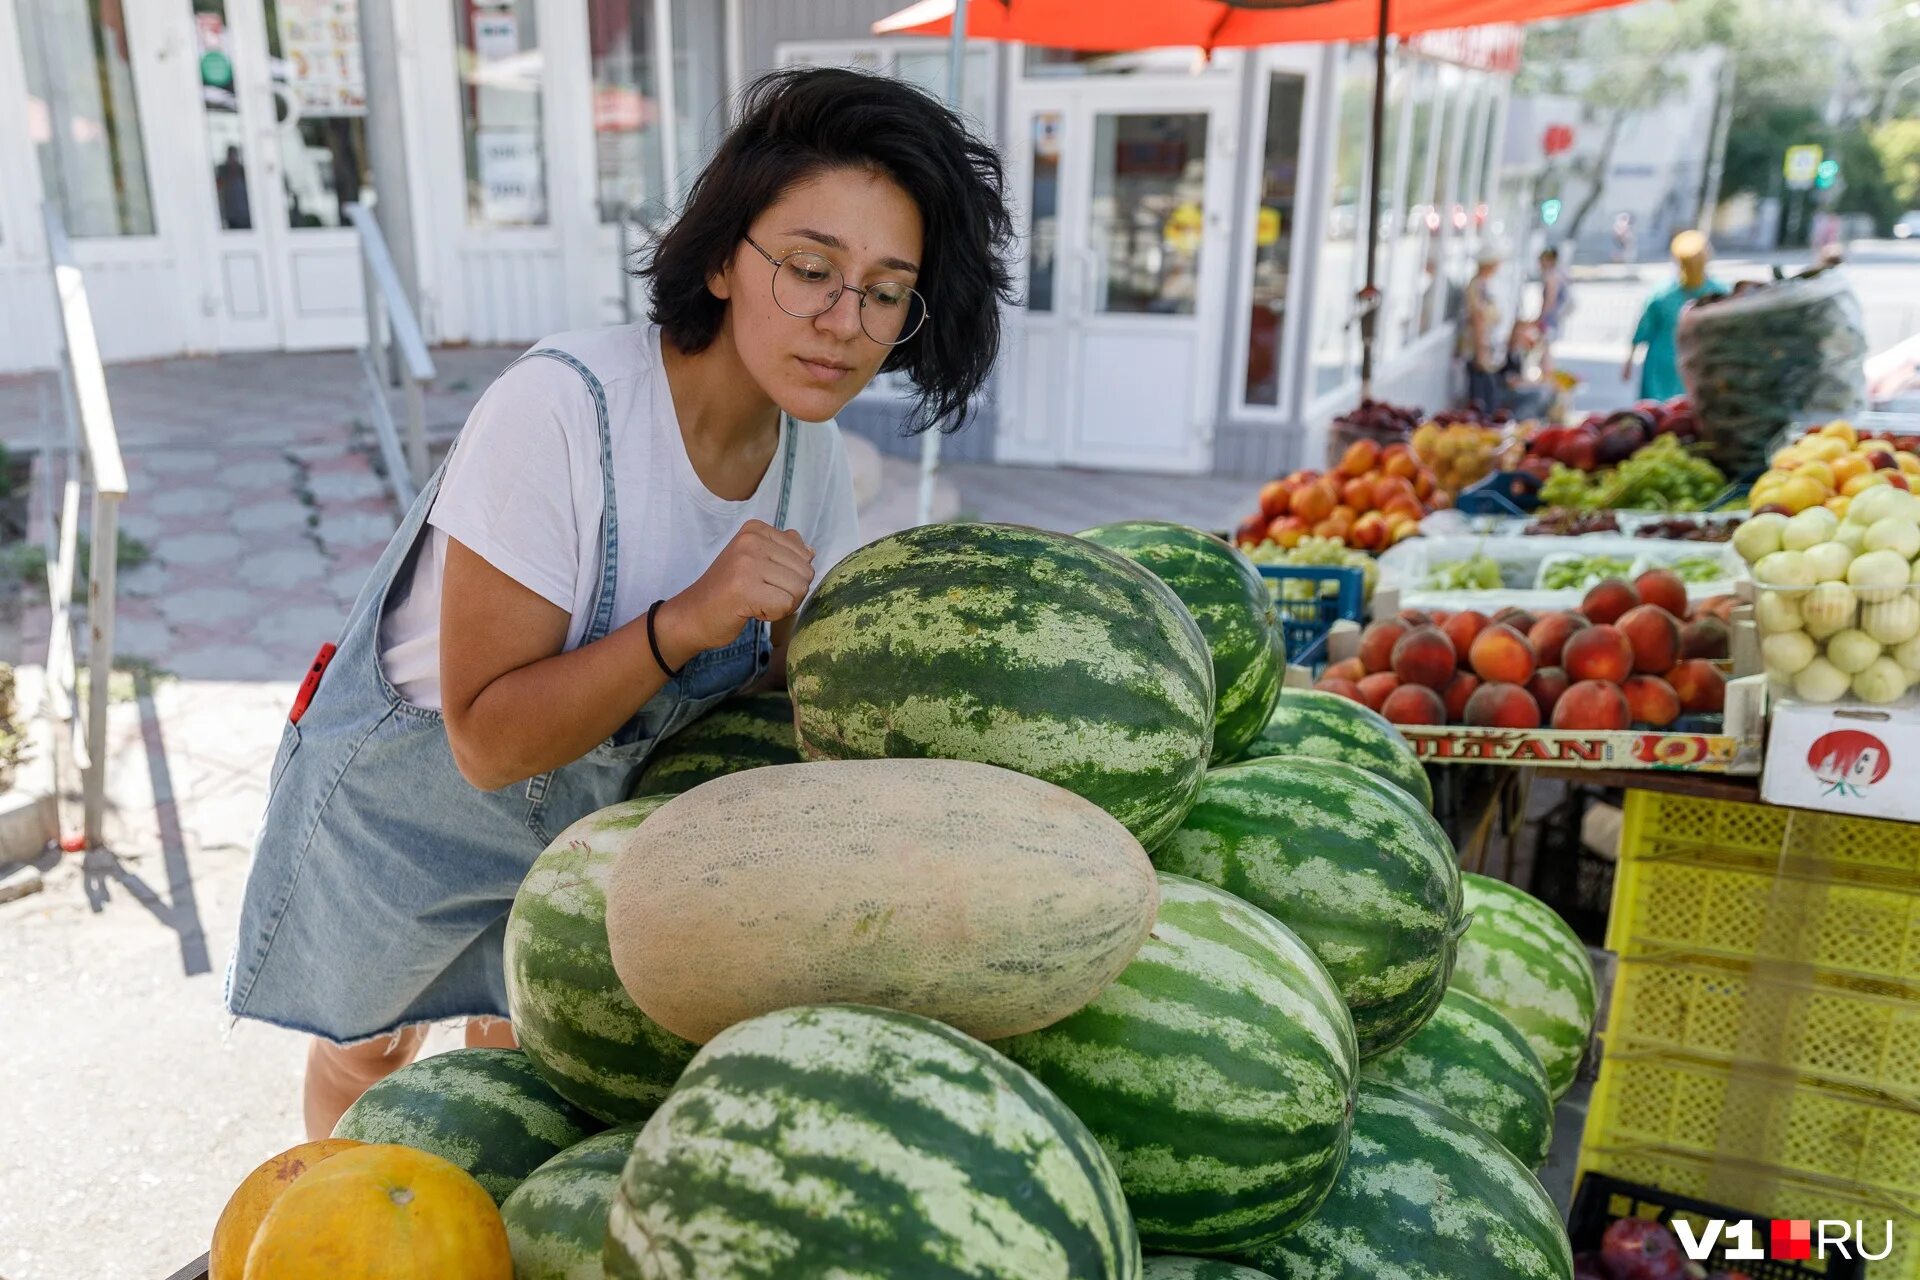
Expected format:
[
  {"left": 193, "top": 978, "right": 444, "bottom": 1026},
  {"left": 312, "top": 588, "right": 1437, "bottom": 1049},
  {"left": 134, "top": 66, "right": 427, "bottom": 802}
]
[{"left": 189, "top": 0, "right": 371, "bottom": 349}]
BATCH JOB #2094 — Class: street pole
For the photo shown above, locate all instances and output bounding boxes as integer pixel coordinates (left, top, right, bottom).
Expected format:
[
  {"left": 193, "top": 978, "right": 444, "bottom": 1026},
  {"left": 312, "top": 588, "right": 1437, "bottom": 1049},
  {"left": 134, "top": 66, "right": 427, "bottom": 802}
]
[
  {"left": 1357, "top": 0, "right": 1390, "bottom": 402},
  {"left": 915, "top": 0, "right": 969, "bottom": 527}
]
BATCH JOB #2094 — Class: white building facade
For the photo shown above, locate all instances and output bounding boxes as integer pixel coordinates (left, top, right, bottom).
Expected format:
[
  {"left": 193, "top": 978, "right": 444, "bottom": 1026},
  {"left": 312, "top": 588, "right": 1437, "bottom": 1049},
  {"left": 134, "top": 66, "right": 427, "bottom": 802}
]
[{"left": 0, "top": 0, "right": 1525, "bottom": 477}]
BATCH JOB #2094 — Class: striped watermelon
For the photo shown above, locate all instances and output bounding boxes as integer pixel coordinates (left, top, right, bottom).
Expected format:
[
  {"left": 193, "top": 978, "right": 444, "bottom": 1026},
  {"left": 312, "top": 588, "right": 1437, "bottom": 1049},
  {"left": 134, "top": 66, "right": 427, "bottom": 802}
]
[
  {"left": 997, "top": 874, "right": 1358, "bottom": 1255},
  {"left": 332, "top": 1048, "right": 600, "bottom": 1204},
  {"left": 1239, "top": 688, "right": 1433, "bottom": 809},
  {"left": 787, "top": 522, "right": 1215, "bottom": 849},
  {"left": 1154, "top": 757, "right": 1464, "bottom": 1059},
  {"left": 504, "top": 797, "right": 698, "bottom": 1125},
  {"left": 1078, "top": 521, "right": 1283, "bottom": 764},
  {"left": 1449, "top": 873, "right": 1598, "bottom": 1101},
  {"left": 1237, "top": 1080, "right": 1573, "bottom": 1280},
  {"left": 1362, "top": 987, "right": 1554, "bottom": 1169},
  {"left": 502, "top": 1125, "right": 640, "bottom": 1279},
  {"left": 630, "top": 692, "right": 799, "bottom": 796},
  {"left": 605, "top": 1003, "right": 1141, "bottom": 1279},
  {"left": 1143, "top": 1261, "right": 1274, "bottom": 1280}
]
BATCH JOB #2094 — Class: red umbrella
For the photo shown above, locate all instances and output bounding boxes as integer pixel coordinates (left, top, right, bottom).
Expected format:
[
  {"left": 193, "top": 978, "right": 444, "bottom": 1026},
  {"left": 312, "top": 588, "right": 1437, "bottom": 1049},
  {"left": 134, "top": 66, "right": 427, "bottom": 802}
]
[{"left": 877, "top": 0, "right": 1646, "bottom": 394}]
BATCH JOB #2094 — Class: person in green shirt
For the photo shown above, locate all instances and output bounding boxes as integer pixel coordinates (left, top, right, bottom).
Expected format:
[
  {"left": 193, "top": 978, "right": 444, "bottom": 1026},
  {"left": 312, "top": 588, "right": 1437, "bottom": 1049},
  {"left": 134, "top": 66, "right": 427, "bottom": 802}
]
[{"left": 1623, "top": 229, "right": 1727, "bottom": 401}]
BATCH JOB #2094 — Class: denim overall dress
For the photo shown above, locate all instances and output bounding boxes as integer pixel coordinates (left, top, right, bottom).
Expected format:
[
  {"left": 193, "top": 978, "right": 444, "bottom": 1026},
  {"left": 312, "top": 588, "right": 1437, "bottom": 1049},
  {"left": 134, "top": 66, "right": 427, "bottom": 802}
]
[{"left": 225, "top": 348, "right": 796, "bottom": 1043}]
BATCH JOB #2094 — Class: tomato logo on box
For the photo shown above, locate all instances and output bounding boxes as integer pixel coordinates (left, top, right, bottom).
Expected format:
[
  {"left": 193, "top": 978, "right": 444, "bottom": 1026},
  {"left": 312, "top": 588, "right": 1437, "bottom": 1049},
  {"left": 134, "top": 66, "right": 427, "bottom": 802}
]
[{"left": 1806, "top": 729, "right": 1892, "bottom": 799}]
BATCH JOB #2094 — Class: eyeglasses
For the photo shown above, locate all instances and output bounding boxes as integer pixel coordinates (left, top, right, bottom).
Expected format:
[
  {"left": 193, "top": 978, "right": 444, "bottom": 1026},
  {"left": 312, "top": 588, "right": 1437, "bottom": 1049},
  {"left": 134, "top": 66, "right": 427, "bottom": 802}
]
[{"left": 744, "top": 235, "right": 929, "bottom": 347}]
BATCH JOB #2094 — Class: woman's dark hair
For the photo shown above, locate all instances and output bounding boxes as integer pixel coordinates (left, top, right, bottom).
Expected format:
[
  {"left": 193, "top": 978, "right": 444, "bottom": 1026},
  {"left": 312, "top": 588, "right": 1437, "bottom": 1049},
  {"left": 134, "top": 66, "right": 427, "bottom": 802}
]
[
  {"left": 1539, "top": 246, "right": 1559, "bottom": 263},
  {"left": 642, "top": 67, "right": 1015, "bottom": 434}
]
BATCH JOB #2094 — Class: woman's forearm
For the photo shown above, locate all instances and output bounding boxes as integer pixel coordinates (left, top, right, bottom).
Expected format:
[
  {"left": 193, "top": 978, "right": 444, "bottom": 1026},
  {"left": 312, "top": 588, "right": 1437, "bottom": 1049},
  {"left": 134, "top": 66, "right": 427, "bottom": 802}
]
[{"left": 449, "top": 606, "right": 699, "bottom": 790}]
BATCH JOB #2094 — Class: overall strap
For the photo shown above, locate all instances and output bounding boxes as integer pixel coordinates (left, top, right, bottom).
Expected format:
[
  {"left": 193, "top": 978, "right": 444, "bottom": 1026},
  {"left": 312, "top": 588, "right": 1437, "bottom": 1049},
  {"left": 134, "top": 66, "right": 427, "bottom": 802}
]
[
  {"left": 506, "top": 348, "right": 622, "bottom": 648},
  {"left": 772, "top": 413, "right": 799, "bottom": 531}
]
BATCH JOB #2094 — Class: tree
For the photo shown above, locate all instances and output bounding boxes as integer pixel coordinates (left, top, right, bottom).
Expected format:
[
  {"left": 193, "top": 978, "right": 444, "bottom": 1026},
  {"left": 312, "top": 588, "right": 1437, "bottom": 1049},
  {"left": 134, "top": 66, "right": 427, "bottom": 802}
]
[{"left": 1879, "top": 118, "right": 1920, "bottom": 210}]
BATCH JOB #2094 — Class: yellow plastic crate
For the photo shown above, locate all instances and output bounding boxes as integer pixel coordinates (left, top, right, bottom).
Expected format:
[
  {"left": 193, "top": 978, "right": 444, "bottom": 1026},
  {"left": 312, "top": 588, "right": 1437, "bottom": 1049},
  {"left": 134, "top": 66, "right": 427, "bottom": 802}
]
[
  {"left": 1576, "top": 1145, "right": 1920, "bottom": 1280},
  {"left": 1586, "top": 1053, "right": 1920, "bottom": 1203},
  {"left": 1608, "top": 858, "right": 1920, "bottom": 990},
  {"left": 1618, "top": 791, "right": 1920, "bottom": 882},
  {"left": 1607, "top": 956, "right": 1920, "bottom": 1103}
]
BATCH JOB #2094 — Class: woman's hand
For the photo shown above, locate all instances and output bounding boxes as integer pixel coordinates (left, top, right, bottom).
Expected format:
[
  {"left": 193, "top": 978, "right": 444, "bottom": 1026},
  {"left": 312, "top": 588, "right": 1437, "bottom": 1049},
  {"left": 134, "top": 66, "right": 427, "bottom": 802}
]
[{"left": 656, "top": 520, "right": 816, "bottom": 663}]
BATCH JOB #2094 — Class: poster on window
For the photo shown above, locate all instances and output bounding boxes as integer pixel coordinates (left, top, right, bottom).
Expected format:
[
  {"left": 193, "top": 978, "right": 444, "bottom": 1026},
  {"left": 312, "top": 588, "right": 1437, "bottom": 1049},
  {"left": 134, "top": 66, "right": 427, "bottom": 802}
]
[
  {"left": 475, "top": 128, "right": 544, "bottom": 225},
  {"left": 278, "top": 0, "right": 366, "bottom": 118}
]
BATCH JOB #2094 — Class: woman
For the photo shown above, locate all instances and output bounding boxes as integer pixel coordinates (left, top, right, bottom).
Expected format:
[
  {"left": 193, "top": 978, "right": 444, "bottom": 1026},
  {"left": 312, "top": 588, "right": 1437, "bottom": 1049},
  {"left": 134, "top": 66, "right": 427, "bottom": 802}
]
[
  {"left": 1534, "top": 245, "right": 1571, "bottom": 373},
  {"left": 1461, "top": 248, "right": 1504, "bottom": 412},
  {"left": 1624, "top": 230, "right": 1726, "bottom": 401},
  {"left": 225, "top": 67, "right": 1015, "bottom": 1138}
]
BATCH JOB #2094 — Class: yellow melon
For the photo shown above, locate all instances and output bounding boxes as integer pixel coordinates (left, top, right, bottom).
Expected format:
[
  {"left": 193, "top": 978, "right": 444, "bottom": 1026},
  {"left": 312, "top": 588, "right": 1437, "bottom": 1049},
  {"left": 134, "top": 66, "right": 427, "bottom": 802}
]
[
  {"left": 603, "top": 758, "right": 1160, "bottom": 1043},
  {"left": 211, "top": 1138, "right": 364, "bottom": 1280},
  {"left": 242, "top": 1143, "right": 511, "bottom": 1280}
]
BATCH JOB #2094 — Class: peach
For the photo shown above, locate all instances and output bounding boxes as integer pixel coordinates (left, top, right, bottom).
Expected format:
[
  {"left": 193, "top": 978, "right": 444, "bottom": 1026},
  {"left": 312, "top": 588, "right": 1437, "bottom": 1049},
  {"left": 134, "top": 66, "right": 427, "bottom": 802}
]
[
  {"left": 1442, "top": 610, "right": 1489, "bottom": 655},
  {"left": 1528, "top": 612, "right": 1589, "bottom": 667},
  {"left": 1468, "top": 624, "right": 1538, "bottom": 686},
  {"left": 1292, "top": 479, "right": 1338, "bottom": 524},
  {"left": 1356, "top": 671, "right": 1401, "bottom": 712},
  {"left": 1349, "top": 511, "right": 1390, "bottom": 552},
  {"left": 1633, "top": 568, "right": 1689, "bottom": 619},
  {"left": 1311, "top": 517, "right": 1350, "bottom": 541},
  {"left": 1464, "top": 681, "right": 1542, "bottom": 729},
  {"left": 1323, "top": 656, "right": 1367, "bottom": 684},
  {"left": 1492, "top": 606, "right": 1539, "bottom": 633},
  {"left": 1563, "top": 625, "right": 1634, "bottom": 684},
  {"left": 1397, "top": 609, "right": 1435, "bottom": 626},
  {"left": 1268, "top": 516, "right": 1308, "bottom": 548},
  {"left": 1259, "top": 479, "right": 1292, "bottom": 519},
  {"left": 1313, "top": 676, "right": 1365, "bottom": 703},
  {"left": 1621, "top": 674, "right": 1681, "bottom": 727},
  {"left": 1372, "top": 474, "right": 1418, "bottom": 510},
  {"left": 1551, "top": 679, "right": 1632, "bottom": 731},
  {"left": 1359, "top": 621, "right": 1409, "bottom": 674},
  {"left": 1618, "top": 604, "right": 1682, "bottom": 674},
  {"left": 1441, "top": 671, "right": 1481, "bottom": 722},
  {"left": 1383, "top": 451, "right": 1421, "bottom": 481},
  {"left": 1342, "top": 476, "right": 1377, "bottom": 512},
  {"left": 1236, "top": 513, "right": 1268, "bottom": 546},
  {"left": 1581, "top": 579, "right": 1640, "bottom": 626},
  {"left": 1380, "top": 683, "right": 1447, "bottom": 726},
  {"left": 1340, "top": 438, "right": 1381, "bottom": 477},
  {"left": 1392, "top": 625, "right": 1459, "bottom": 690},
  {"left": 1528, "top": 667, "right": 1570, "bottom": 718},
  {"left": 1668, "top": 659, "right": 1727, "bottom": 714},
  {"left": 1680, "top": 617, "right": 1729, "bottom": 661}
]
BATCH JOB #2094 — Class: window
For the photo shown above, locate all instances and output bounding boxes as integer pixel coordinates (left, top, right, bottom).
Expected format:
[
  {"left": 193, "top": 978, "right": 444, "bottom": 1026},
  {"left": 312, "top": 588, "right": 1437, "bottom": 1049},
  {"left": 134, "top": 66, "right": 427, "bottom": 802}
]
[
  {"left": 782, "top": 42, "right": 996, "bottom": 138},
  {"left": 454, "top": 0, "right": 548, "bottom": 227},
  {"left": 1027, "top": 111, "right": 1062, "bottom": 313},
  {"left": 265, "top": 0, "right": 371, "bottom": 229},
  {"left": 1243, "top": 72, "right": 1306, "bottom": 407},
  {"left": 1309, "top": 46, "right": 1375, "bottom": 398},
  {"left": 1088, "top": 112, "right": 1210, "bottom": 316},
  {"left": 194, "top": 1, "right": 252, "bottom": 231},
  {"left": 1416, "top": 67, "right": 1466, "bottom": 337},
  {"left": 1385, "top": 59, "right": 1437, "bottom": 356},
  {"left": 670, "top": 0, "right": 726, "bottom": 194},
  {"left": 18, "top": 0, "right": 157, "bottom": 237},
  {"left": 587, "top": 1, "right": 666, "bottom": 223}
]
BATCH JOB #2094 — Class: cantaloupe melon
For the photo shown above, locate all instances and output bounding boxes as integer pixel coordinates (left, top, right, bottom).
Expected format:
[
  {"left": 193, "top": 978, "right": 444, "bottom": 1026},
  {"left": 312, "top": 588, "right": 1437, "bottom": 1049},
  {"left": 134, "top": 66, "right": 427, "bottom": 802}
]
[
  {"left": 603, "top": 759, "right": 1159, "bottom": 1044},
  {"left": 211, "top": 1139, "right": 363, "bottom": 1280}
]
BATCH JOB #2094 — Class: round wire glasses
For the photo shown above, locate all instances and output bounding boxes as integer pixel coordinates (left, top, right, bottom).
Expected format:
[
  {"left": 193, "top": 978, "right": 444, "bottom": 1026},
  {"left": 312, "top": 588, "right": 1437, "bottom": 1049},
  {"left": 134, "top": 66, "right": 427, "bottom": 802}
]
[{"left": 744, "top": 235, "right": 928, "bottom": 346}]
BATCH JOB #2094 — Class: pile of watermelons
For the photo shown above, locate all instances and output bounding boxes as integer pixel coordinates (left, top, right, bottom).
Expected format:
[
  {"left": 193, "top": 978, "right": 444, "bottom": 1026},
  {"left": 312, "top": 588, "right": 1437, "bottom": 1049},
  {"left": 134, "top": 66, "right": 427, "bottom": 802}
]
[{"left": 214, "top": 520, "right": 1598, "bottom": 1280}]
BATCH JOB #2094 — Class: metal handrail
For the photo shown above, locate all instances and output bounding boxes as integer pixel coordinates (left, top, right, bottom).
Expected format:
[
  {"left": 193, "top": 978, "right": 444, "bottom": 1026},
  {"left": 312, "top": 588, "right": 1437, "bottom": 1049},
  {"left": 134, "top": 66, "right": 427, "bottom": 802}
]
[
  {"left": 344, "top": 203, "right": 435, "bottom": 508},
  {"left": 41, "top": 204, "right": 129, "bottom": 851}
]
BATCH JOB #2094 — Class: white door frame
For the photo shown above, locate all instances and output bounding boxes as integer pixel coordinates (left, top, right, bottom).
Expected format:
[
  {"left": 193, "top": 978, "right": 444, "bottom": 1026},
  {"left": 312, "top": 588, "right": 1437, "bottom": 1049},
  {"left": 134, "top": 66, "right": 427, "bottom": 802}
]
[{"left": 1003, "top": 71, "right": 1240, "bottom": 472}]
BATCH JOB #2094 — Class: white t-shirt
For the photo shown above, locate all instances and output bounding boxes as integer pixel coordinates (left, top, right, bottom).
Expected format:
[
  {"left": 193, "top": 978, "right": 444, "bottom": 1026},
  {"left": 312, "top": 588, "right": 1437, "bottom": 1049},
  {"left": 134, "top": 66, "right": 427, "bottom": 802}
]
[{"left": 378, "top": 324, "right": 862, "bottom": 710}]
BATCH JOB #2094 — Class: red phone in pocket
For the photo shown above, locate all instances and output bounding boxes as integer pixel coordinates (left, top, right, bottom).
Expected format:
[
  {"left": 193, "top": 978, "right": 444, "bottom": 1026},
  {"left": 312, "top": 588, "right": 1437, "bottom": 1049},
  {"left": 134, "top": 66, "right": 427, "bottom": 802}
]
[{"left": 290, "top": 643, "right": 337, "bottom": 725}]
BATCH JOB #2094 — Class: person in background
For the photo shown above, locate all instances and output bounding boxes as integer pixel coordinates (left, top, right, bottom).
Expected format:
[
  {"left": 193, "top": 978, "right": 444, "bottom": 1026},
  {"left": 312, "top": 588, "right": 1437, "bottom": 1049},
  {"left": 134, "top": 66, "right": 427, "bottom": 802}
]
[
  {"left": 1623, "top": 230, "right": 1727, "bottom": 401},
  {"left": 1460, "top": 247, "right": 1504, "bottom": 412},
  {"left": 1497, "top": 321, "right": 1556, "bottom": 420},
  {"left": 1534, "top": 245, "right": 1572, "bottom": 373}
]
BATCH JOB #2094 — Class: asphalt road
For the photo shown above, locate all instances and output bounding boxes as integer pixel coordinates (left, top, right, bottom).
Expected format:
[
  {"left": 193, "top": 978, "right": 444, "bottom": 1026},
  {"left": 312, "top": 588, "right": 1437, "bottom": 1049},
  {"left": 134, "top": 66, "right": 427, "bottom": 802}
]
[{"left": 1549, "top": 238, "right": 1920, "bottom": 413}]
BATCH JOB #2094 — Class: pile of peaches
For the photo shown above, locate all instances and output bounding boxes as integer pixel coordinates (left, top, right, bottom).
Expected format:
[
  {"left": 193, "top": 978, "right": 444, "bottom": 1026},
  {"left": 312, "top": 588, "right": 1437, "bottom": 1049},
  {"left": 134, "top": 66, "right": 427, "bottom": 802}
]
[
  {"left": 1315, "top": 568, "right": 1731, "bottom": 732},
  {"left": 1234, "top": 438, "right": 1448, "bottom": 554}
]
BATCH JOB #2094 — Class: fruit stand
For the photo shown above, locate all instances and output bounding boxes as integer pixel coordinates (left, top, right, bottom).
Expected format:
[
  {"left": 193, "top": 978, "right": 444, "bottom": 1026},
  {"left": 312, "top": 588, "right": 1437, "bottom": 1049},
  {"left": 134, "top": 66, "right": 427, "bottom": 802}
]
[{"left": 186, "top": 396, "right": 1920, "bottom": 1278}]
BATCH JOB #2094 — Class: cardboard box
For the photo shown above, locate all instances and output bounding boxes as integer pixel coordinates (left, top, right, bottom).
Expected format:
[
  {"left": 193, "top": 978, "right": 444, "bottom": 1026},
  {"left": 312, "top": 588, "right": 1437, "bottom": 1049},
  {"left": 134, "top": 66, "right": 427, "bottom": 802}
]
[{"left": 1763, "top": 693, "right": 1920, "bottom": 821}]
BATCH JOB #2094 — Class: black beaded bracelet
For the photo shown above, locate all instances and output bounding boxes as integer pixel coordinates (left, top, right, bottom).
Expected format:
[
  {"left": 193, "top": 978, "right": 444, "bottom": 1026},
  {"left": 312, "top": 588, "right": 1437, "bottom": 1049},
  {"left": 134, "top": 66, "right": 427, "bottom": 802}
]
[{"left": 646, "top": 600, "right": 683, "bottom": 679}]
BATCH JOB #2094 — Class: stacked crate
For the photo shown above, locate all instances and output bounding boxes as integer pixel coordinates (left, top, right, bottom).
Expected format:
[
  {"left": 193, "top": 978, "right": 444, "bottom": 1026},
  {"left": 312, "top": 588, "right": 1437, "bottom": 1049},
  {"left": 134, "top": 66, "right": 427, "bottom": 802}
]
[{"left": 1577, "top": 791, "right": 1920, "bottom": 1279}]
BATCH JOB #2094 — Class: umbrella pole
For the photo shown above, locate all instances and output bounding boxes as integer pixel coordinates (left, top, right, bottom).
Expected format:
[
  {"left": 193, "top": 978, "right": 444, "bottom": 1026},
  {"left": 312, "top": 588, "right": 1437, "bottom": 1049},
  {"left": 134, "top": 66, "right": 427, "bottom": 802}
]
[
  {"left": 1357, "top": 0, "right": 1389, "bottom": 401},
  {"left": 915, "top": 0, "right": 970, "bottom": 527}
]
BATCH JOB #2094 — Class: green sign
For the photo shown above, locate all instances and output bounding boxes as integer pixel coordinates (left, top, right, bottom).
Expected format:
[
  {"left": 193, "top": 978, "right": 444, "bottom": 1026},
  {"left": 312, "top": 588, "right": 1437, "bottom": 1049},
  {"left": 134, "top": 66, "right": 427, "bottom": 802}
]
[
  {"left": 1540, "top": 197, "right": 1564, "bottom": 226},
  {"left": 1814, "top": 158, "right": 1840, "bottom": 190},
  {"left": 200, "top": 49, "right": 233, "bottom": 89}
]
